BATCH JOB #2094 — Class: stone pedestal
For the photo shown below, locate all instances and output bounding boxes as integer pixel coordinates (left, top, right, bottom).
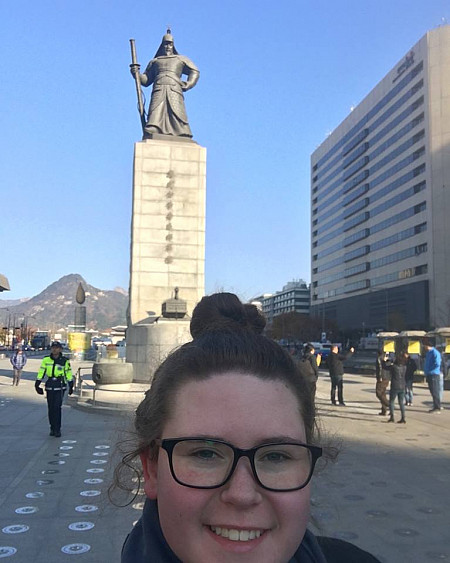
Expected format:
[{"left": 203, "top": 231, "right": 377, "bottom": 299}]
[
  {"left": 128, "top": 139, "right": 206, "bottom": 325},
  {"left": 126, "top": 318, "right": 191, "bottom": 383}
]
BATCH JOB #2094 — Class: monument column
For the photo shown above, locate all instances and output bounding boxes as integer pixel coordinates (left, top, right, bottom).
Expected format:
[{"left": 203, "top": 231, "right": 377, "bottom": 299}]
[{"left": 128, "top": 139, "right": 206, "bottom": 325}]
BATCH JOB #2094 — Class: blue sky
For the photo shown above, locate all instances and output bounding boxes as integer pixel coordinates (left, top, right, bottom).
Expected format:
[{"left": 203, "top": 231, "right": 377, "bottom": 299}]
[{"left": 1, "top": 1, "right": 449, "bottom": 302}]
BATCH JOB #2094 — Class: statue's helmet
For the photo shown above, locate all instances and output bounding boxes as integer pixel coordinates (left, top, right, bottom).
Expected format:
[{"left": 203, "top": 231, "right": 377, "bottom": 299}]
[
  {"left": 162, "top": 29, "right": 174, "bottom": 43},
  {"left": 154, "top": 28, "right": 178, "bottom": 57}
]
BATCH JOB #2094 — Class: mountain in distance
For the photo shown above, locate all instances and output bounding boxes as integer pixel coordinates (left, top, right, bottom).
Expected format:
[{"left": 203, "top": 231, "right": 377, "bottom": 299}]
[
  {"left": 0, "top": 297, "right": 31, "bottom": 308},
  {"left": 0, "top": 274, "right": 128, "bottom": 330}
]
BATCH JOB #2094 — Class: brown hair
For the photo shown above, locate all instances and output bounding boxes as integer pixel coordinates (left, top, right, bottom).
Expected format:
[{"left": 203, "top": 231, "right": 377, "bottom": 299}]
[{"left": 110, "top": 292, "right": 320, "bottom": 503}]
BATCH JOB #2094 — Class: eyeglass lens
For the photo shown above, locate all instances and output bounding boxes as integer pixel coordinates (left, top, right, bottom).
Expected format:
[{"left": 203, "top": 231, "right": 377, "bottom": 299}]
[{"left": 170, "top": 440, "right": 314, "bottom": 490}]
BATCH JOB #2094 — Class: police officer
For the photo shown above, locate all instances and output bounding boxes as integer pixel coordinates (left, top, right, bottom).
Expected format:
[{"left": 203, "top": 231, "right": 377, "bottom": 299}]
[{"left": 35, "top": 341, "right": 74, "bottom": 437}]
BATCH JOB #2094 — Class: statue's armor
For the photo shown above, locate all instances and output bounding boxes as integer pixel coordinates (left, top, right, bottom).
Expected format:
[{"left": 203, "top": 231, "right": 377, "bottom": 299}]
[{"left": 143, "top": 55, "right": 199, "bottom": 137}]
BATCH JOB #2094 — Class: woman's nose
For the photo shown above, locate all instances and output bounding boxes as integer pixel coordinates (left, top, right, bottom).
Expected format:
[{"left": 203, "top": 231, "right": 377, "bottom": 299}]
[{"left": 220, "top": 457, "right": 263, "bottom": 506}]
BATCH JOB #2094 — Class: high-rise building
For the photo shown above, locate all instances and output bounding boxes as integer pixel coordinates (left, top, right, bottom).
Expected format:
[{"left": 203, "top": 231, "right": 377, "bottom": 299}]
[{"left": 310, "top": 26, "right": 450, "bottom": 332}]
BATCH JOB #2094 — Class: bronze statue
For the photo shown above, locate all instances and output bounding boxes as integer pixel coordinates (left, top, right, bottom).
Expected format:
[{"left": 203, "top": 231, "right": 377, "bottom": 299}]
[{"left": 130, "top": 30, "right": 199, "bottom": 139}]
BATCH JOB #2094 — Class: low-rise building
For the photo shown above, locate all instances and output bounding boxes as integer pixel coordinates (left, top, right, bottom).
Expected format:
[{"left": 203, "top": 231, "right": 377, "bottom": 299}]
[{"left": 252, "top": 280, "right": 310, "bottom": 324}]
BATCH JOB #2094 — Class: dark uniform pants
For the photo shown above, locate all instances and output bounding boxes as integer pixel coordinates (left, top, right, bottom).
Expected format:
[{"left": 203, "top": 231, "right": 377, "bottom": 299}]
[
  {"left": 330, "top": 377, "right": 344, "bottom": 404},
  {"left": 376, "top": 379, "right": 390, "bottom": 413},
  {"left": 46, "top": 379, "right": 65, "bottom": 432}
]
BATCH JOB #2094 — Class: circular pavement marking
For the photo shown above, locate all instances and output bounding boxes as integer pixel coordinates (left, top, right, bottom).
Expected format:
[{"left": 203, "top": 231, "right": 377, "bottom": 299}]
[
  {"left": 84, "top": 478, "right": 103, "bottom": 485},
  {"left": 60, "top": 446, "right": 73, "bottom": 450},
  {"left": 393, "top": 493, "right": 414, "bottom": 499},
  {"left": 15, "top": 506, "right": 38, "bottom": 514},
  {"left": 426, "top": 552, "right": 449, "bottom": 560},
  {"left": 61, "top": 543, "right": 91, "bottom": 554},
  {"left": 80, "top": 490, "right": 101, "bottom": 497},
  {"left": 48, "top": 460, "right": 65, "bottom": 465},
  {"left": 36, "top": 479, "right": 53, "bottom": 486},
  {"left": 89, "top": 459, "right": 106, "bottom": 465},
  {"left": 417, "top": 507, "right": 441, "bottom": 515},
  {"left": 0, "top": 546, "right": 17, "bottom": 557},
  {"left": 2, "top": 525, "right": 29, "bottom": 534},
  {"left": 366, "top": 510, "right": 388, "bottom": 518},
  {"left": 92, "top": 452, "right": 108, "bottom": 457},
  {"left": 55, "top": 453, "right": 70, "bottom": 457},
  {"left": 62, "top": 440, "right": 77, "bottom": 444},
  {"left": 86, "top": 468, "right": 104, "bottom": 474},
  {"left": 75, "top": 505, "right": 98, "bottom": 513},
  {"left": 68, "top": 522, "right": 95, "bottom": 532},
  {"left": 394, "top": 528, "right": 420, "bottom": 537},
  {"left": 132, "top": 502, "right": 145, "bottom": 510},
  {"left": 25, "top": 492, "right": 44, "bottom": 499},
  {"left": 41, "top": 470, "right": 59, "bottom": 475},
  {"left": 94, "top": 445, "right": 110, "bottom": 450}
]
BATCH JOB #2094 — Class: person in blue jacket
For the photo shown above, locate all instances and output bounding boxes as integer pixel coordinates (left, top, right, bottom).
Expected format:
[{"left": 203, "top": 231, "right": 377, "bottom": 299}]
[
  {"left": 113, "top": 293, "right": 380, "bottom": 562},
  {"left": 424, "top": 340, "right": 442, "bottom": 413}
]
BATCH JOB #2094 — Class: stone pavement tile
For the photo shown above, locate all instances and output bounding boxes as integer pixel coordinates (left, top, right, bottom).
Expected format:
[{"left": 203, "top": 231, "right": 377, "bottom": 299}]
[
  {"left": 2, "top": 359, "right": 449, "bottom": 562},
  {"left": 312, "top": 372, "right": 450, "bottom": 562},
  {"left": 0, "top": 366, "right": 138, "bottom": 562}
]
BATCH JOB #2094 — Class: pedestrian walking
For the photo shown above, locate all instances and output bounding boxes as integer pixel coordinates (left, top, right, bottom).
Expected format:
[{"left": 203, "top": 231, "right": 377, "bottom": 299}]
[
  {"left": 10, "top": 347, "right": 27, "bottom": 386},
  {"left": 375, "top": 350, "right": 390, "bottom": 415},
  {"left": 383, "top": 353, "right": 407, "bottom": 424},
  {"left": 298, "top": 343, "right": 319, "bottom": 400},
  {"left": 327, "top": 345, "right": 354, "bottom": 406},
  {"left": 423, "top": 340, "right": 442, "bottom": 413},
  {"left": 404, "top": 352, "right": 417, "bottom": 406},
  {"left": 35, "top": 341, "right": 74, "bottom": 437}
]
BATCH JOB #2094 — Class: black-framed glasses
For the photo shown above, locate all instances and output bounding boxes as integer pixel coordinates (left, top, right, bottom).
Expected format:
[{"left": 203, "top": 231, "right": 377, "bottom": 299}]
[{"left": 157, "top": 437, "right": 322, "bottom": 492}]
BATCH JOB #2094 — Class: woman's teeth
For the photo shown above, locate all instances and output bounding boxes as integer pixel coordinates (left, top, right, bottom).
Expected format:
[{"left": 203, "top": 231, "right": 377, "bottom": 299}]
[{"left": 210, "top": 526, "right": 263, "bottom": 541}]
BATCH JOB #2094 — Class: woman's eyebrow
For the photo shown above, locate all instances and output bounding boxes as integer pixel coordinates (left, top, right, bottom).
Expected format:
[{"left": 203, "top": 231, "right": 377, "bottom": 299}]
[
  {"left": 164, "top": 435, "right": 306, "bottom": 446},
  {"left": 253, "top": 436, "right": 306, "bottom": 446}
]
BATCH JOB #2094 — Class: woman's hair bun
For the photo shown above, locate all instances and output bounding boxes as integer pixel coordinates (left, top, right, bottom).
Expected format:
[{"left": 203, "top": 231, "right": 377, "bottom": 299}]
[{"left": 190, "top": 293, "right": 266, "bottom": 339}]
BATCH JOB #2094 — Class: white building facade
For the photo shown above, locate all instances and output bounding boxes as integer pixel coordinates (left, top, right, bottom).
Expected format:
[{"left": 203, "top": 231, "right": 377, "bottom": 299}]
[
  {"left": 253, "top": 280, "right": 310, "bottom": 325},
  {"left": 310, "top": 26, "right": 450, "bottom": 332}
]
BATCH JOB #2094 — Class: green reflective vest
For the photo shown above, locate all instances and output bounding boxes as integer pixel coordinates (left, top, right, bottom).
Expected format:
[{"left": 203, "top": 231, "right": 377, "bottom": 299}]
[{"left": 36, "top": 354, "right": 73, "bottom": 382}]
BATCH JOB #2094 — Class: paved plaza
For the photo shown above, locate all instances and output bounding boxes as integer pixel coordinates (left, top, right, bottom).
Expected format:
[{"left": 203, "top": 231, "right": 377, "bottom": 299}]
[{"left": 0, "top": 357, "right": 448, "bottom": 562}]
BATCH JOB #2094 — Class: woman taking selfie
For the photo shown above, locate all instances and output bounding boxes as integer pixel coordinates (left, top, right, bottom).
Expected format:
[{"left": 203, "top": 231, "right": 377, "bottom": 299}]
[{"left": 114, "top": 292, "right": 379, "bottom": 562}]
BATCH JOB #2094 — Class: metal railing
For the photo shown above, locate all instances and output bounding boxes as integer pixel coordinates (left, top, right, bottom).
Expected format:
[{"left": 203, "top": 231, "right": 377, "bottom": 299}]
[{"left": 75, "top": 366, "right": 94, "bottom": 394}]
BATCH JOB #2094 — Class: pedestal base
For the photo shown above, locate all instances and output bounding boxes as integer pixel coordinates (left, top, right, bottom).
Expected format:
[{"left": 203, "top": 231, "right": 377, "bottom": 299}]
[{"left": 126, "top": 318, "right": 191, "bottom": 383}]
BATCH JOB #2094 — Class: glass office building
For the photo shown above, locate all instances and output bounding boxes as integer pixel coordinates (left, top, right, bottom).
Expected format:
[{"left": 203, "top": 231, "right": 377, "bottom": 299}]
[{"left": 310, "top": 26, "right": 450, "bottom": 332}]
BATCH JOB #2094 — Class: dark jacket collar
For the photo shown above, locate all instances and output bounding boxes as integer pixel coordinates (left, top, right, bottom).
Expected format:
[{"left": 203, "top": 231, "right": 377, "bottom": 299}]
[{"left": 121, "top": 498, "right": 327, "bottom": 563}]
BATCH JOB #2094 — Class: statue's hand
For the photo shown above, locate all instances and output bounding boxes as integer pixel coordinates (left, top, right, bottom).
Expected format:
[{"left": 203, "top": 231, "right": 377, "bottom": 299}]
[
  {"left": 130, "top": 63, "right": 140, "bottom": 78},
  {"left": 181, "top": 81, "right": 189, "bottom": 91}
]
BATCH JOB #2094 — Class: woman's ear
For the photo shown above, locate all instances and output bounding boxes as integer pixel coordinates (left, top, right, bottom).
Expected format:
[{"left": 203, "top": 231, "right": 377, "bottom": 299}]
[{"left": 140, "top": 452, "right": 158, "bottom": 499}]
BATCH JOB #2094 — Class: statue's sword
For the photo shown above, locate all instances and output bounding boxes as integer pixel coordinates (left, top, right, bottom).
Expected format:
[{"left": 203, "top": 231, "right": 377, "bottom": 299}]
[{"left": 129, "top": 39, "right": 146, "bottom": 134}]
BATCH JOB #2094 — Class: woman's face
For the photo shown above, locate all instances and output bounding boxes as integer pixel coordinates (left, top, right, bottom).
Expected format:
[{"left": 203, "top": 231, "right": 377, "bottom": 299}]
[{"left": 141, "top": 372, "right": 311, "bottom": 563}]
